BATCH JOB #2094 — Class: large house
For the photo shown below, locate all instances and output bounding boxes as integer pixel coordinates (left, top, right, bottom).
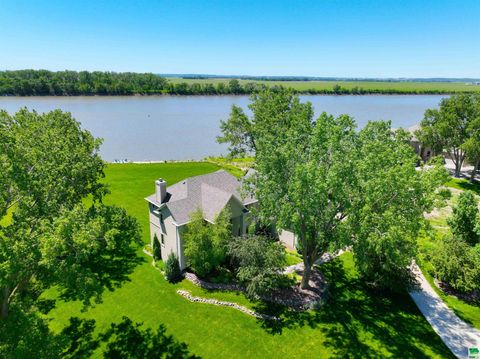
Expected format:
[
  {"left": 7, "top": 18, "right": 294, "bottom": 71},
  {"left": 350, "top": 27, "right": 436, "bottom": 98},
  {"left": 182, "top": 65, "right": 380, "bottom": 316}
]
[
  {"left": 145, "top": 170, "right": 297, "bottom": 269},
  {"left": 145, "top": 170, "right": 258, "bottom": 269}
]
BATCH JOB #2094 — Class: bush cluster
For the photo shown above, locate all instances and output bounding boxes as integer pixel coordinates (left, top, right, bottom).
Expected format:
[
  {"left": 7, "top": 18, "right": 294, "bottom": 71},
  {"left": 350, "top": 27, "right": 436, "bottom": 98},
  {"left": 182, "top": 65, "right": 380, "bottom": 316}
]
[{"left": 433, "top": 191, "right": 480, "bottom": 293}]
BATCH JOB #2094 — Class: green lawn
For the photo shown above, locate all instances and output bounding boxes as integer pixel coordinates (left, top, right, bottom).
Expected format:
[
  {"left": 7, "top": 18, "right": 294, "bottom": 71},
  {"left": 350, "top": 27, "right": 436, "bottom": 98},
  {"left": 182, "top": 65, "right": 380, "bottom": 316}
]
[
  {"left": 168, "top": 77, "right": 480, "bottom": 94},
  {"left": 445, "top": 177, "right": 480, "bottom": 195},
  {"left": 41, "top": 162, "right": 452, "bottom": 358}
]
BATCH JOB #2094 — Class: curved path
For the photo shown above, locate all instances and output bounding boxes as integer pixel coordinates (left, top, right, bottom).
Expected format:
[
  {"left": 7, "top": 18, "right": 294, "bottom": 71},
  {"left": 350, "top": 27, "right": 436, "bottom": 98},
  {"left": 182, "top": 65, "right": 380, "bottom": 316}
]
[
  {"left": 283, "top": 248, "right": 348, "bottom": 274},
  {"left": 409, "top": 263, "right": 480, "bottom": 358}
]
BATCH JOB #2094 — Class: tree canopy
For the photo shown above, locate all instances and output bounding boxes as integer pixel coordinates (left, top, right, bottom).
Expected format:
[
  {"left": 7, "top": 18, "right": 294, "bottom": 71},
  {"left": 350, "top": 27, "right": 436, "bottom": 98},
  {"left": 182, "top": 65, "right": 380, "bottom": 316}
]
[
  {"left": 228, "top": 235, "right": 286, "bottom": 298},
  {"left": 218, "top": 90, "right": 448, "bottom": 290},
  {"left": 351, "top": 123, "right": 448, "bottom": 289},
  {"left": 417, "top": 94, "right": 480, "bottom": 177},
  {"left": 448, "top": 191, "right": 480, "bottom": 246},
  {"left": 0, "top": 108, "right": 141, "bottom": 318}
]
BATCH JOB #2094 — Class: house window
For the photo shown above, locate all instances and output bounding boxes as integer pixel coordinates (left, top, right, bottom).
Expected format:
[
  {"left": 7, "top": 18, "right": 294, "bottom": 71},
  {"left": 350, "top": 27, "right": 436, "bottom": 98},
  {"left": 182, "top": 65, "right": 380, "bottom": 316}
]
[{"left": 161, "top": 234, "right": 165, "bottom": 246}]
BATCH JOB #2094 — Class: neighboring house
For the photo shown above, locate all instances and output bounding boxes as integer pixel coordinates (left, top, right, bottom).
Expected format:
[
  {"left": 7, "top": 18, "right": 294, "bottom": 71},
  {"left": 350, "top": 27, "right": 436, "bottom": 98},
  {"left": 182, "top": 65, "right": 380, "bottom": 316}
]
[
  {"left": 406, "top": 124, "right": 433, "bottom": 162},
  {"left": 145, "top": 170, "right": 258, "bottom": 269}
]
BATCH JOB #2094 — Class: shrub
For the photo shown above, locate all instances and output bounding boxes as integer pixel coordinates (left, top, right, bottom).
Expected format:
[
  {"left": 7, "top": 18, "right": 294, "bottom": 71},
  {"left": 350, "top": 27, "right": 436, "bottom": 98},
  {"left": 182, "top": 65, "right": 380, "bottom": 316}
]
[
  {"left": 228, "top": 235, "right": 286, "bottom": 298},
  {"left": 165, "top": 253, "right": 182, "bottom": 283},
  {"left": 448, "top": 191, "right": 480, "bottom": 246},
  {"left": 432, "top": 236, "right": 480, "bottom": 293},
  {"left": 152, "top": 234, "right": 162, "bottom": 261},
  {"left": 183, "top": 209, "right": 231, "bottom": 277}
]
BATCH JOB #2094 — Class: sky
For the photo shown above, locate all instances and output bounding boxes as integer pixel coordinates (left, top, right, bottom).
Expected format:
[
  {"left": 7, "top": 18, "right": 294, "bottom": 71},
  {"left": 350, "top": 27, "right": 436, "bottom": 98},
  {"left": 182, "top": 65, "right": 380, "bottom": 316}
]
[{"left": 1, "top": 0, "right": 479, "bottom": 78}]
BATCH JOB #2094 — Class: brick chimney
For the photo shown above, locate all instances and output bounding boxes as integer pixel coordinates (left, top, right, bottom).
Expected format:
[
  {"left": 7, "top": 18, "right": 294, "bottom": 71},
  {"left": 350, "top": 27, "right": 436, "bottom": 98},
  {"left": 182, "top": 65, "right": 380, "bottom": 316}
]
[{"left": 155, "top": 178, "right": 167, "bottom": 203}]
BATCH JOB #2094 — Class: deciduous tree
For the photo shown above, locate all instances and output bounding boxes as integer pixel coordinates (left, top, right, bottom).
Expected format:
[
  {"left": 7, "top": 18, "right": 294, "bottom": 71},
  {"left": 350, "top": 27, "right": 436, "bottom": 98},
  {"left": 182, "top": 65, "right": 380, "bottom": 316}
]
[
  {"left": 228, "top": 235, "right": 286, "bottom": 298},
  {"left": 351, "top": 123, "right": 449, "bottom": 290},
  {"left": 219, "top": 90, "right": 358, "bottom": 288},
  {"left": 0, "top": 109, "right": 140, "bottom": 318},
  {"left": 417, "top": 94, "right": 480, "bottom": 177}
]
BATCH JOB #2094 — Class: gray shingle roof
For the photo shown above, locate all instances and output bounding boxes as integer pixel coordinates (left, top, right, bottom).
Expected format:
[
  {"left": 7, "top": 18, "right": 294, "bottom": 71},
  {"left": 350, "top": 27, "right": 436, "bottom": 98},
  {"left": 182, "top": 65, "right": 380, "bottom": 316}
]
[{"left": 145, "top": 170, "right": 256, "bottom": 225}]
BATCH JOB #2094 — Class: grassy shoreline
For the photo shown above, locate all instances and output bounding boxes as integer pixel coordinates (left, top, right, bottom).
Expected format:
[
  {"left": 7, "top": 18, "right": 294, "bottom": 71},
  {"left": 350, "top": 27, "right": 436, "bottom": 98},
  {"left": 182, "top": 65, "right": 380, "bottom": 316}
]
[{"left": 168, "top": 77, "right": 480, "bottom": 95}]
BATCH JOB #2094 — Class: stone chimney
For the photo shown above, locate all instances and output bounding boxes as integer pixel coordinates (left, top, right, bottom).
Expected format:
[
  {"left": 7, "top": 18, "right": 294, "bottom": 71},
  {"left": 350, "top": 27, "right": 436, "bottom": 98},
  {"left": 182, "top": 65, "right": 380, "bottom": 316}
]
[{"left": 155, "top": 178, "right": 167, "bottom": 203}]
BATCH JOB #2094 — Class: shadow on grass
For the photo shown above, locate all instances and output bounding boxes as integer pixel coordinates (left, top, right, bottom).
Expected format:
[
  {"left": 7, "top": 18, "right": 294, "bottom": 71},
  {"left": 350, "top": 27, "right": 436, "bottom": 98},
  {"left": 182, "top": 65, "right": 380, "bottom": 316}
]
[
  {"left": 446, "top": 178, "right": 480, "bottom": 195},
  {"left": 58, "top": 245, "right": 145, "bottom": 305},
  {"left": 0, "top": 308, "right": 198, "bottom": 358},
  {"left": 254, "top": 258, "right": 454, "bottom": 358}
]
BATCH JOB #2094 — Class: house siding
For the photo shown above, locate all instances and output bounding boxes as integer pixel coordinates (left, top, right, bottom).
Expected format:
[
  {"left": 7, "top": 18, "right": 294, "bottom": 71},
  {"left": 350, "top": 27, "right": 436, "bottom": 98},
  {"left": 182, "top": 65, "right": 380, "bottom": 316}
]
[
  {"left": 279, "top": 229, "right": 297, "bottom": 250},
  {"left": 149, "top": 206, "right": 178, "bottom": 264}
]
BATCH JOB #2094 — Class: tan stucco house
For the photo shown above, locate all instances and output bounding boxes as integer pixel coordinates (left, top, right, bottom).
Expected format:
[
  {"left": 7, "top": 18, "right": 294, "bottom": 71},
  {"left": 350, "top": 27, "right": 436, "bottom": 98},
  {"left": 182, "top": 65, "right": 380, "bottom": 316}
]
[
  {"left": 145, "top": 170, "right": 259, "bottom": 269},
  {"left": 145, "top": 170, "right": 298, "bottom": 269}
]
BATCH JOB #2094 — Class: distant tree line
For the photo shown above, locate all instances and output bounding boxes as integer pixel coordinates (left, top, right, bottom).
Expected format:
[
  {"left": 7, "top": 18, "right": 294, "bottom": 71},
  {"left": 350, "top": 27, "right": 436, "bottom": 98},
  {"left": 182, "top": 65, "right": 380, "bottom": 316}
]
[
  {"left": 0, "top": 70, "right": 169, "bottom": 96},
  {"left": 0, "top": 70, "right": 477, "bottom": 96}
]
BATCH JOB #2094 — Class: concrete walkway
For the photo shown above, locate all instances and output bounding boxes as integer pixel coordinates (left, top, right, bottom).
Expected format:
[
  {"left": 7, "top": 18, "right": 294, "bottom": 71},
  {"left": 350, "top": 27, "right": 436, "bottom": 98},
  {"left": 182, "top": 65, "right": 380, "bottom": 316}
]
[
  {"left": 283, "top": 248, "right": 348, "bottom": 274},
  {"left": 409, "top": 263, "right": 480, "bottom": 358}
]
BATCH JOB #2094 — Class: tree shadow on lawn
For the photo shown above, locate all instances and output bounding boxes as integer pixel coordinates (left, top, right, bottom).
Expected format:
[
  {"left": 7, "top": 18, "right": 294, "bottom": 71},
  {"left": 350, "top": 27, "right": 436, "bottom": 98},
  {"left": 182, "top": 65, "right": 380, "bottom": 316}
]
[
  {"left": 0, "top": 307, "right": 198, "bottom": 358},
  {"left": 58, "top": 245, "right": 145, "bottom": 306},
  {"left": 447, "top": 178, "right": 480, "bottom": 195},
  {"left": 254, "top": 258, "right": 454, "bottom": 358}
]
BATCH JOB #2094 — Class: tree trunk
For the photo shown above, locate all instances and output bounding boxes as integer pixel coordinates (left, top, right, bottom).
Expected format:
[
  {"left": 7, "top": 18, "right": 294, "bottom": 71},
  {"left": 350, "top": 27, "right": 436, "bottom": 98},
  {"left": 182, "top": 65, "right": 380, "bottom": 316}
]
[
  {"left": 454, "top": 159, "right": 462, "bottom": 177},
  {"left": 300, "top": 260, "right": 312, "bottom": 289},
  {"left": 470, "top": 159, "right": 479, "bottom": 183},
  {"left": 1, "top": 287, "right": 10, "bottom": 319}
]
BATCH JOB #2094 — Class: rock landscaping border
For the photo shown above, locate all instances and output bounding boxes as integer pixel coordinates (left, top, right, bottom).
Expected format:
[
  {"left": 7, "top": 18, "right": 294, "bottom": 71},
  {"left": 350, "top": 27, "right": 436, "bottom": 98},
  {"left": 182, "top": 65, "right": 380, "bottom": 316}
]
[
  {"left": 185, "top": 271, "right": 327, "bottom": 311},
  {"left": 184, "top": 272, "right": 243, "bottom": 291},
  {"left": 177, "top": 290, "right": 277, "bottom": 320}
]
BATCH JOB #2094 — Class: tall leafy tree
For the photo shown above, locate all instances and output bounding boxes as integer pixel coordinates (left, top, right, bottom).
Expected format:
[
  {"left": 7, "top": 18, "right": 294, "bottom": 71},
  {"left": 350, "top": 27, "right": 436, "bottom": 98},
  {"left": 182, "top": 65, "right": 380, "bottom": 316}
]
[
  {"left": 351, "top": 123, "right": 449, "bottom": 290},
  {"left": 462, "top": 117, "right": 480, "bottom": 183},
  {"left": 219, "top": 91, "right": 448, "bottom": 291},
  {"left": 219, "top": 90, "right": 358, "bottom": 288},
  {"left": 0, "top": 109, "right": 140, "bottom": 318},
  {"left": 417, "top": 94, "right": 480, "bottom": 177}
]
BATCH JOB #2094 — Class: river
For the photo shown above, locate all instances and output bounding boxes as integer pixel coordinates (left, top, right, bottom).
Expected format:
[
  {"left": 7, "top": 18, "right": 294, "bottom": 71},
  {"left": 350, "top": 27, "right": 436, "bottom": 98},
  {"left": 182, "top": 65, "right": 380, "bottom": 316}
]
[{"left": 0, "top": 95, "right": 445, "bottom": 161}]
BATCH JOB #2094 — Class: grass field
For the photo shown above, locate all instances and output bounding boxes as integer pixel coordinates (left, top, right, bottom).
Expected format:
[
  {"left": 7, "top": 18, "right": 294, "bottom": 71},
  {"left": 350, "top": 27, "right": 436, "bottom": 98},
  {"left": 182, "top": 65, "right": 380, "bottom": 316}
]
[
  {"left": 38, "top": 162, "right": 454, "bottom": 358},
  {"left": 168, "top": 77, "right": 480, "bottom": 94}
]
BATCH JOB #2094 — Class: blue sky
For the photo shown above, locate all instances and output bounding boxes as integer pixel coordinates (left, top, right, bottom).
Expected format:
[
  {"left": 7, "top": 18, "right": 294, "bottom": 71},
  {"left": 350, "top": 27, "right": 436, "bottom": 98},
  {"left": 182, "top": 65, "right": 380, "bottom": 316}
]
[{"left": 1, "top": 0, "right": 479, "bottom": 78}]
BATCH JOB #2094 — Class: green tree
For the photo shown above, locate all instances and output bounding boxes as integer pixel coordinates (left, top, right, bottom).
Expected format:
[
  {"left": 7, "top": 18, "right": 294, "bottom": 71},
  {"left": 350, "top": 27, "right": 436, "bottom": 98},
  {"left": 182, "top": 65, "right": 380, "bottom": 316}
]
[
  {"left": 183, "top": 208, "right": 231, "bottom": 277},
  {"left": 228, "top": 79, "right": 243, "bottom": 94},
  {"left": 218, "top": 90, "right": 358, "bottom": 288},
  {"left": 448, "top": 191, "right": 480, "bottom": 246},
  {"left": 351, "top": 123, "right": 449, "bottom": 290},
  {"left": 165, "top": 253, "right": 182, "bottom": 283},
  {"left": 417, "top": 94, "right": 480, "bottom": 177},
  {"left": 462, "top": 117, "right": 480, "bottom": 183},
  {"left": 0, "top": 108, "right": 140, "bottom": 318},
  {"left": 228, "top": 235, "right": 286, "bottom": 298},
  {"left": 432, "top": 236, "right": 480, "bottom": 293}
]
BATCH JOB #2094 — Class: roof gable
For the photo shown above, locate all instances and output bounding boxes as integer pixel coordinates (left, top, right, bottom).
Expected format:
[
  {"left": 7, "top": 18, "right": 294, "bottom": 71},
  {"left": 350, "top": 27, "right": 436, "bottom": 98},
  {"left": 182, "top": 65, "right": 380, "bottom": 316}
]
[{"left": 145, "top": 170, "right": 257, "bottom": 225}]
